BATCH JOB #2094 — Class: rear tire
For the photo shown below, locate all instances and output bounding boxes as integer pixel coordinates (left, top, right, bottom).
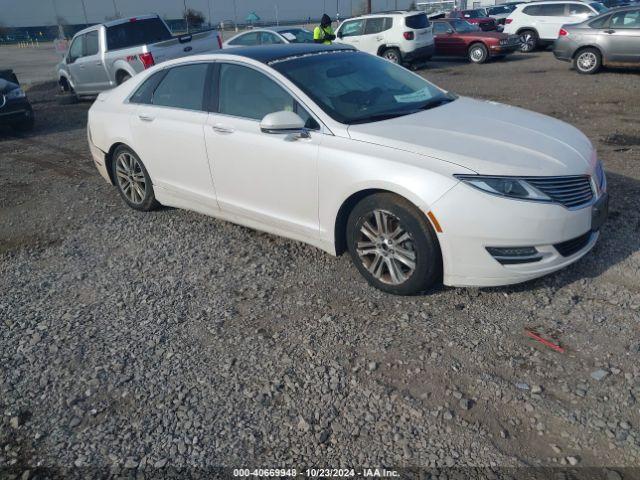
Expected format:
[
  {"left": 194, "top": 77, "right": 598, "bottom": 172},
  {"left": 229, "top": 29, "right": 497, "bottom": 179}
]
[
  {"left": 468, "top": 43, "right": 488, "bottom": 63},
  {"left": 519, "top": 29, "right": 537, "bottom": 53},
  {"left": 573, "top": 47, "right": 601, "bottom": 74},
  {"left": 111, "top": 145, "right": 159, "bottom": 211},
  {"left": 346, "top": 193, "right": 442, "bottom": 296},
  {"left": 381, "top": 48, "right": 402, "bottom": 64}
]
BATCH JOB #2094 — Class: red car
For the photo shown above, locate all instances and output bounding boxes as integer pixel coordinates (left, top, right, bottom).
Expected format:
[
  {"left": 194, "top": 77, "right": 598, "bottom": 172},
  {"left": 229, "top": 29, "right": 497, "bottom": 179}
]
[
  {"left": 432, "top": 19, "right": 521, "bottom": 63},
  {"left": 447, "top": 9, "right": 499, "bottom": 31}
]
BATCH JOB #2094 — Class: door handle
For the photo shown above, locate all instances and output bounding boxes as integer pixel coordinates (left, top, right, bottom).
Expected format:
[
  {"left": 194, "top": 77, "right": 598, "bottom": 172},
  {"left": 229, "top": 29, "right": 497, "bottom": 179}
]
[
  {"left": 211, "top": 124, "right": 234, "bottom": 134},
  {"left": 138, "top": 114, "right": 154, "bottom": 122},
  {"left": 96, "top": 61, "right": 103, "bottom": 65},
  {"left": 604, "top": 29, "right": 615, "bottom": 34}
]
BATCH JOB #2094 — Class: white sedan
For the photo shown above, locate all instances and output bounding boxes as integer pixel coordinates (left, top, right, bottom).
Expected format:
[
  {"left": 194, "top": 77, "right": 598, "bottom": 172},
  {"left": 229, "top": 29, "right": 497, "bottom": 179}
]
[
  {"left": 223, "top": 27, "right": 314, "bottom": 48},
  {"left": 87, "top": 44, "right": 608, "bottom": 295}
]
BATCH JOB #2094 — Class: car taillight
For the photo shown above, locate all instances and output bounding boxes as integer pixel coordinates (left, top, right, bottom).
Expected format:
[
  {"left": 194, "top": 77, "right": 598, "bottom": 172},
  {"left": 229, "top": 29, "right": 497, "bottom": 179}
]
[
  {"left": 139, "top": 52, "right": 155, "bottom": 69},
  {"left": 403, "top": 31, "right": 415, "bottom": 40},
  {"left": 505, "top": 18, "right": 513, "bottom": 24},
  {"left": 559, "top": 28, "right": 569, "bottom": 36}
]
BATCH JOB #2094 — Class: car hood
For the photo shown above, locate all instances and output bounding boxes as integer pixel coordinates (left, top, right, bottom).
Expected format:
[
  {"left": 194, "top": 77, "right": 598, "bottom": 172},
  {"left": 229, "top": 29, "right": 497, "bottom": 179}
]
[{"left": 347, "top": 97, "right": 595, "bottom": 176}]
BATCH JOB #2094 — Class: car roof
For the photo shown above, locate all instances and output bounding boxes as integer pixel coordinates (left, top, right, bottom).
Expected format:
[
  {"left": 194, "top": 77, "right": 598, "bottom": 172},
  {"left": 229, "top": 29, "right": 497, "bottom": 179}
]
[
  {"left": 516, "top": 0, "right": 592, "bottom": 5},
  {"left": 216, "top": 43, "right": 356, "bottom": 64}
]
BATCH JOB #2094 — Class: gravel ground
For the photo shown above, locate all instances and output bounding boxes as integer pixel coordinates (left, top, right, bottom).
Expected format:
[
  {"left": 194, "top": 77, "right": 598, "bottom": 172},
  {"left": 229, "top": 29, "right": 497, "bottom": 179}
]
[{"left": 1, "top": 51, "right": 640, "bottom": 478}]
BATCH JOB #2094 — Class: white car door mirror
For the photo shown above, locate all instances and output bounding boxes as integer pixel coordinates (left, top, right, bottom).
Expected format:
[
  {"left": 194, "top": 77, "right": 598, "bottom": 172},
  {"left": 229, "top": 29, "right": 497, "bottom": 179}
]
[{"left": 260, "top": 111, "right": 307, "bottom": 135}]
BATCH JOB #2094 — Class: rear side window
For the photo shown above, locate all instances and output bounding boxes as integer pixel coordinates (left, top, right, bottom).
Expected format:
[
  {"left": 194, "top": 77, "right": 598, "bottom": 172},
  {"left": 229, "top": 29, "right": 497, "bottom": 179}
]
[
  {"left": 84, "top": 31, "right": 99, "bottom": 56},
  {"left": 405, "top": 13, "right": 430, "bottom": 29},
  {"left": 589, "top": 14, "right": 611, "bottom": 27},
  {"left": 364, "top": 17, "right": 392, "bottom": 34},
  {"left": 68, "top": 36, "right": 83, "bottom": 61},
  {"left": 433, "top": 22, "right": 449, "bottom": 34},
  {"left": 129, "top": 70, "right": 166, "bottom": 104},
  {"left": 230, "top": 32, "right": 259, "bottom": 45},
  {"left": 539, "top": 4, "right": 567, "bottom": 16},
  {"left": 106, "top": 18, "right": 172, "bottom": 51},
  {"left": 152, "top": 63, "right": 208, "bottom": 111},
  {"left": 259, "top": 32, "right": 285, "bottom": 44}
]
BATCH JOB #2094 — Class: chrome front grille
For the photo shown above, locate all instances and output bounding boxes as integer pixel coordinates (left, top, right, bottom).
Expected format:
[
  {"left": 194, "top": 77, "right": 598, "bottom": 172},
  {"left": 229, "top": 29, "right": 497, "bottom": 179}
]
[{"left": 523, "top": 176, "right": 593, "bottom": 208}]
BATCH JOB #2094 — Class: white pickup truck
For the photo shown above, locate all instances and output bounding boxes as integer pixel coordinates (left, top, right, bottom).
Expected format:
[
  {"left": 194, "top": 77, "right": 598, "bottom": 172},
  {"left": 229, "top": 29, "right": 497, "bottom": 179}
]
[{"left": 57, "top": 14, "right": 222, "bottom": 96}]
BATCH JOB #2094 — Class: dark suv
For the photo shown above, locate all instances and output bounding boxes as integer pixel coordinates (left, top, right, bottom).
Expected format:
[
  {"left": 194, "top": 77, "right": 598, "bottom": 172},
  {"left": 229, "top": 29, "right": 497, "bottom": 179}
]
[{"left": 0, "top": 70, "right": 34, "bottom": 132}]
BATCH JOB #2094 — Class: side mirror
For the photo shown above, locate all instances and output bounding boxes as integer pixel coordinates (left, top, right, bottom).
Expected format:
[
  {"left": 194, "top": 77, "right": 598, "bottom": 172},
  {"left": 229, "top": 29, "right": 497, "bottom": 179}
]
[
  {"left": 337, "top": 31, "right": 344, "bottom": 39},
  {"left": 260, "top": 111, "right": 308, "bottom": 136},
  {"left": 66, "top": 55, "right": 75, "bottom": 64},
  {"left": 447, "top": 28, "right": 454, "bottom": 34}
]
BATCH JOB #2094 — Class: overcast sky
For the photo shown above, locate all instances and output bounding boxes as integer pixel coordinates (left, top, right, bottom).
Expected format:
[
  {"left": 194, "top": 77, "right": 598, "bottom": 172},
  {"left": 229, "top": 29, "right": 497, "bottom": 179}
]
[{"left": 0, "top": 0, "right": 417, "bottom": 27}]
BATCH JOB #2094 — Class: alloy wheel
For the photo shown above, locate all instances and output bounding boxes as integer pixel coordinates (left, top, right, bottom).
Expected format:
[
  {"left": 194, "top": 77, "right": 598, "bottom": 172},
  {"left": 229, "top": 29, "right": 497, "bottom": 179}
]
[
  {"left": 383, "top": 50, "right": 400, "bottom": 64},
  {"left": 470, "top": 46, "right": 486, "bottom": 63},
  {"left": 577, "top": 52, "right": 597, "bottom": 73},
  {"left": 520, "top": 33, "right": 535, "bottom": 52},
  {"left": 355, "top": 209, "right": 417, "bottom": 285},
  {"left": 115, "top": 152, "right": 147, "bottom": 205}
]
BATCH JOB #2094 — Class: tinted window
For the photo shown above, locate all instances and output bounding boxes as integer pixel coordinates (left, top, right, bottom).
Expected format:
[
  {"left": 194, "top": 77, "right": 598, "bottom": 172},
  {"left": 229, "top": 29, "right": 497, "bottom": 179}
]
[
  {"left": 462, "top": 10, "right": 483, "bottom": 18},
  {"left": 433, "top": 22, "right": 450, "bottom": 34},
  {"left": 272, "top": 51, "right": 452, "bottom": 125},
  {"left": 450, "top": 20, "right": 479, "bottom": 32},
  {"left": 259, "top": 32, "right": 284, "bottom": 44},
  {"left": 589, "top": 14, "right": 611, "bottom": 27},
  {"left": 130, "top": 70, "right": 166, "bottom": 104},
  {"left": 488, "top": 5, "right": 513, "bottom": 14},
  {"left": 68, "top": 36, "right": 83, "bottom": 60},
  {"left": 295, "top": 105, "right": 321, "bottom": 130},
  {"left": 539, "top": 4, "right": 567, "bottom": 16},
  {"left": 610, "top": 9, "right": 640, "bottom": 27},
  {"left": 219, "top": 64, "right": 295, "bottom": 121},
  {"left": 152, "top": 63, "right": 208, "bottom": 110},
  {"left": 106, "top": 18, "right": 172, "bottom": 51},
  {"left": 568, "top": 4, "right": 592, "bottom": 15},
  {"left": 590, "top": 2, "right": 608, "bottom": 13},
  {"left": 84, "top": 30, "right": 99, "bottom": 56},
  {"left": 405, "top": 13, "right": 430, "bottom": 28},
  {"left": 365, "top": 17, "right": 392, "bottom": 34},
  {"left": 340, "top": 19, "right": 364, "bottom": 37},
  {"left": 229, "top": 32, "right": 259, "bottom": 45}
]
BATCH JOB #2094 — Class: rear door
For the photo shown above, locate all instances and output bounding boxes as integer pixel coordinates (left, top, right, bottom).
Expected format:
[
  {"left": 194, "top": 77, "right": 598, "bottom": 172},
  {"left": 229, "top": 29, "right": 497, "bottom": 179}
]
[
  {"left": 66, "top": 35, "right": 86, "bottom": 92},
  {"left": 360, "top": 17, "right": 391, "bottom": 55},
  {"left": 129, "top": 63, "right": 216, "bottom": 204},
  {"left": 603, "top": 9, "right": 640, "bottom": 62},
  {"left": 535, "top": 3, "right": 568, "bottom": 40}
]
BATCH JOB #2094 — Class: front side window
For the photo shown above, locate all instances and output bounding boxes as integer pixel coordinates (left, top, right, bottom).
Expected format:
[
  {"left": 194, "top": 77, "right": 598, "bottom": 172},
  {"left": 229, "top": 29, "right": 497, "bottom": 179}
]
[
  {"left": 568, "top": 3, "right": 592, "bottom": 15},
  {"left": 229, "top": 32, "right": 259, "bottom": 46},
  {"left": 68, "top": 36, "right": 83, "bottom": 61},
  {"left": 84, "top": 30, "right": 99, "bottom": 56},
  {"left": 340, "top": 19, "right": 365, "bottom": 37},
  {"left": 610, "top": 9, "right": 640, "bottom": 28},
  {"left": 272, "top": 51, "right": 453, "bottom": 125},
  {"left": 590, "top": 2, "right": 608, "bottom": 13},
  {"left": 278, "top": 29, "right": 314, "bottom": 43},
  {"left": 450, "top": 20, "right": 478, "bottom": 32},
  {"left": 218, "top": 63, "right": 295, "bottom": 121},
  {"left": 463, "top": 10, "right": 482, "bottom": 18},
  {"left": 152, "top": 63, "right": 208, "bottom": 111},
  {"left": 433, "top": 22, "right": 450, "bottom": 34}
]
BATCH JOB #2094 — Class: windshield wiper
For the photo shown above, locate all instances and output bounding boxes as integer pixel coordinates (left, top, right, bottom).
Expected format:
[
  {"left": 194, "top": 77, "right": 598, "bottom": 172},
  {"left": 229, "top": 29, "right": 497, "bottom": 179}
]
[
  {"left": 349, "top": 110, "right": 420, "bottom": 124},
  {"left": 418, "top": 96, "right": 456, "bottom": 110}
]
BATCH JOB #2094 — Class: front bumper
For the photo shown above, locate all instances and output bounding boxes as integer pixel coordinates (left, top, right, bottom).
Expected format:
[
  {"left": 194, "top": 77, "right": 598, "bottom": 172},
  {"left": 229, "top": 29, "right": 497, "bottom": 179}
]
[
  {"left": 431, "top": 182, "right": 606, "bottom": 287},
  {"left": 489, "top": 43, "right": 520, "bottom": 56},
  {"left": 0, "top": 98, "right": 33, "bottom": 125},
  {"left": 88, "top": 133, "right": 112, "bottom": 184},
  {"left": 403, "top": 43, "right": 435, "bottom": 62}
]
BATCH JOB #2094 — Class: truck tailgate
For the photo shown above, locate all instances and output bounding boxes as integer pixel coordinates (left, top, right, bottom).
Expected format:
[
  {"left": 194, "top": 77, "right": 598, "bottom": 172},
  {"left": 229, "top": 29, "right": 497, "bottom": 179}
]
[{"left": 149, "top": 30, "right": 221, "bottom": 64}]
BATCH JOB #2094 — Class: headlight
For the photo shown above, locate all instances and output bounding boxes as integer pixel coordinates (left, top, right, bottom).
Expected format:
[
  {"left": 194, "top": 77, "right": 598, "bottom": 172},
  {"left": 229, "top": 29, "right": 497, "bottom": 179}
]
[
  {"left": 594, "top": 160, "right": 606, "bottom": 194},
  {"left": 5, "top": 88, "right": 26, "bottom": 100},
  {"left": 454, "top": 175, "right": 552, "bottom": 202}
]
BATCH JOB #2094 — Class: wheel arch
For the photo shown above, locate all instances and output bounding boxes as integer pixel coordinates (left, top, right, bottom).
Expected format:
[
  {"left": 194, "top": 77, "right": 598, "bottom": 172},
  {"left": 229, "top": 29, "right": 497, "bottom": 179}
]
[
  {"left": 333, "top": 186, "right": 440, "bottom": 256},
  {"left": 572, "top": 44, "right": 603, "bottom": 60},
  {"left": 468, "top": 41, "right": 488, "bottom": 53},
  {"left": 104, "top": 142, "right": 134, "bottom": 185},
  {"left": 516, "top": 27, "right": 538, "bottom": 36},
  {"left": 376, "top": 44, "right": 389, "bottom": 56}
]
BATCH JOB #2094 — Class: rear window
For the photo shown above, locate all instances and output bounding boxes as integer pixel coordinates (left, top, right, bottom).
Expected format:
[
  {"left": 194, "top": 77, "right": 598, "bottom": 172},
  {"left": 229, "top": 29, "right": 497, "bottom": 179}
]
[
  {"left": 106, "top": 18, "right": 172, "bottom": 51},
  {"left": 405, "top": 13, "right": 430, "bottom": 29}
]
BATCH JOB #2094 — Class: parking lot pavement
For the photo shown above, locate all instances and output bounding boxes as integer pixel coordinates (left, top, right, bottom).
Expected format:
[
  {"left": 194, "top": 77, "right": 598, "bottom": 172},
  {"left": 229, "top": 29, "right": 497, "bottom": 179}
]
[
  {"left": 1, "top": 51, "right": 639, "bottom": 474},
  {"left": 0, "top": 44, "right": 61, "bottom": 86}
]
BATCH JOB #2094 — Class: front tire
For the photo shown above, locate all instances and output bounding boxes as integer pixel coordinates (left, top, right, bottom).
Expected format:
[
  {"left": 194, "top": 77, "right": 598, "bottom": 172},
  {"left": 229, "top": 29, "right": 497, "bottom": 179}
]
[
  {"left": 468, "top": 43, "right": 488, "bottom": 64},
  {"left": 111, "top": 146, "right": 159, "bottom": 211},
  {"left": 381, "top": 48, "right": 402, "bottom": 64},
  {"left": 519, "top": 30, "right": 537, "bottom": 53},
  {"left": 573, "top": 47, "right": 601, "bottom": 74},
  {"left": 346, "top": 193, "right": 442, "bottom": 295}
]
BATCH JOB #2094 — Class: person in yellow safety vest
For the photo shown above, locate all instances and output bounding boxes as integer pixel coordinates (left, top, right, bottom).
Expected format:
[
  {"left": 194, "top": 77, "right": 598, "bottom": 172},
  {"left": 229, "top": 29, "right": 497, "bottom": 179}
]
[{"left": 313, "top": 14, "right": 336, "bottom": 45}]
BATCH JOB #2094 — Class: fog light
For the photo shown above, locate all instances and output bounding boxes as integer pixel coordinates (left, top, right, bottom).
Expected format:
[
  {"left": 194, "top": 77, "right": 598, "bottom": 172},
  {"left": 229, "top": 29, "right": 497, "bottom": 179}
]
[{"left": 486, "top": 246, "right": 542, "bottom": 265}]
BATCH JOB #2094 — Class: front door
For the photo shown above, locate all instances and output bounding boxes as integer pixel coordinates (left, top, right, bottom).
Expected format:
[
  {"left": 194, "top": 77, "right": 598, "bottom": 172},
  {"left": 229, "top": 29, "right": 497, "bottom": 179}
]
[
  {"left": 76, "top": 30, "right": 110, "bottom": 93},
  {"left": 129, "top": 62, "right": 216, "bottom": 205},
  {"left": 336, "top": 19, "right": 365, "bottom": 50},
  {"left": 204, "top": 62, "right": 321, "bottom": 237}
]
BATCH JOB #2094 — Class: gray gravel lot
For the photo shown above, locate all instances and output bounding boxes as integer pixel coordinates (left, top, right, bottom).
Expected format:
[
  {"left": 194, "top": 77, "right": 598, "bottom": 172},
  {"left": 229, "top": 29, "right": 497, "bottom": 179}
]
[{"left": 1, "top": 50, "right": 640, "bottom": 478}]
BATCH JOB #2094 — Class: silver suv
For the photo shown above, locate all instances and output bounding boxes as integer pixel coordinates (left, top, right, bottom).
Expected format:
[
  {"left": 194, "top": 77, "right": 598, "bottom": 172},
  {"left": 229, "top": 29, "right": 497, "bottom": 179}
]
[{"left": 553, "top": 7, "right": 640, "bottom": 73}]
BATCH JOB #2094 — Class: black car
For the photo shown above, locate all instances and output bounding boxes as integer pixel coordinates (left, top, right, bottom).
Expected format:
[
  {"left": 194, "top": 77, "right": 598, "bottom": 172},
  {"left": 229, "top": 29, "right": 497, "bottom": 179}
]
[{"left": 0, "top": 69, "right": 34, "bottom": 131}]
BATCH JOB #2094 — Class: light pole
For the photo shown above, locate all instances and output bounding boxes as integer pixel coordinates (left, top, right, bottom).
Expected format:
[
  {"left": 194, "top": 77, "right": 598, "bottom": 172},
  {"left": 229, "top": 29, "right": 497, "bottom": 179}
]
[
  {"left": 112, "top": 0, "right": 120, "bottom": 18},
  {"left": 79, "top": 0, "right": 89, "bottom": 25},
  {"left": 233, "top": 0, "right": 238, "bottom": 31},
  {"left": 183, "top": 0, "right": 189, "bottom": 32},
  {"left": 208, "top": 0, "right": 213, "bottom": 27},
  {"left": 275, "top": 4, "right": 279, "bottom": 25}
]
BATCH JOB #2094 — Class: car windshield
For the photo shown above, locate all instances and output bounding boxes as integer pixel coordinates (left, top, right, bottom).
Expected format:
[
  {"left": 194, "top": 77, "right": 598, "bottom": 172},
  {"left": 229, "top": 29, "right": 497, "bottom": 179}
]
[
  {"left": 463, "top": 10, "right": 483, "bottom": 18},
  {"left": 590, "top": 2, "right": 608, "bottom": 13},
  {"left": 271, "top": 51, "right": 454, "bottom": 125},
  {"left": 451, "top": 20, "right": 480, "bottom": 32},
  {"left": 278, "top": 29, "right": 314, "bottom": 43}
]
